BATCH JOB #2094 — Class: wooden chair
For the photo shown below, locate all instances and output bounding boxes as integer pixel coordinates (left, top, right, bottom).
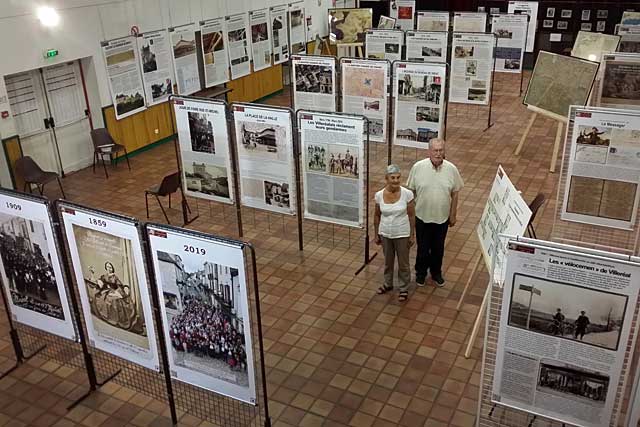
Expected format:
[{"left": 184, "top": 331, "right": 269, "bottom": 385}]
[
  {"left": 526, "top": 193, "right": 546, "bottom": 239},
  {"left": 90, "top": 128, "right": 131, "bottom": 179},
  {"left": 14, "top": 156, "right": 66, "bottom": 198},
  {"left": 145, "top": 172, "right": 181, "bottom": 224}
]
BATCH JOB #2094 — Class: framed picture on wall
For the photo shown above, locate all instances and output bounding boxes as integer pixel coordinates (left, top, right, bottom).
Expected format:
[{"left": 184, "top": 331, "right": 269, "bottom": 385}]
[
  {"left": 547, "top": 8, "right": 555, "bottom": 18},
  {"left": 597, "top": 21, "right": 606, "bottom": 32},
  {"left": 597, "top": 10, "right": 608, "bottom": 19},
  {"left": 582, "top": 10, "right": 591, "bottom": 21},
  {"left": 561, "top": 10, "right": 572, "bottom": 18},
  {"left": 581, "top": 22, "right": 592, "bottom": 31},
  {"left": 543, "top": 20, "right": 554, "bottom": 28},
  {"left": 557, "top": 21, "right": 568, "bottom": 30},
  {"left": 490, "top": 7, "right": 500, "bottom": 14}
]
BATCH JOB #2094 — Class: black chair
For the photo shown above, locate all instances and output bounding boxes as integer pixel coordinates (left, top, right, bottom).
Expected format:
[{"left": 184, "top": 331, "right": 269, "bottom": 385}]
[
  {"left": 526, "top": 193, "right": 546, "bottom": 239},
  {"left": 145, "top": 172, "right": 181, "bottom": 224},
  {"left": 14, "top": 156, "right": 66, "bottom": 198},
  {"left": 90, "top": 128, "right": 131, "bottom": 179}
]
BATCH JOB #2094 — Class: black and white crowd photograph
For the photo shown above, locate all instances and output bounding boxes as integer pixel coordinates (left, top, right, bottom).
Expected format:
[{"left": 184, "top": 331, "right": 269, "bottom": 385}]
[
  {"left": 188, "top": 111, "right": 216, "bottom": 154},
  {"left": 537, "top": 360, "right": 609, "bottom": 404},
  {"left": 306, "top": 143, "right": 327, "bottom": 172},
  {"left": 328, "top": 144, "right": 359, "bottom": 179}
]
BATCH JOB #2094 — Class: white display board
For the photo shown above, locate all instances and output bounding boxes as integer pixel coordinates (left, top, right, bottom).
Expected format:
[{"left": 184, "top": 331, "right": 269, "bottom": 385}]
[
  {"left": 225, "top": 13, "right": 252, "bottom": 80},
  {"left": 291, "top": 55, "right": 336, "bottom": 112},
  {"left": 146, "top": 225, "right": 257, "bottom": 405},
  {"left": 169, "top": 23, "right": 200, "bottom": 96},
  {"left": 137, "top": 30, "right": 174, "bottom": 105},
  {"left": 416, "top": 11, "right": 450, "bottom": 32},
  {"left": 492, "top": 239, "right": 640, "bottom": 427},
  {"left": 405, "top": 31, "right": 448, "bottom": 63},
  {"left": 453, "top": 12, "right": 487, "bottom": 33},
  {"left": 449, "top": 32, "right": 495, "bottom": 105},
  {"left": 0, "top": 193, "right": 76, "bottom": 340},
  {"left": 491, "top": 14, "right": 528, "bottom": 73},
  {"left": 299, "top": 111, "right": 365, "bottom": 228},
  {"left": 101, "top": 36, "right": 146, "bottom": 120},
  {"left": 200, "top": 18, "right": 231, "bottom": 87},
  {"left": 341, "top": 58, "right": 389, "bottom": 143},
  {"left": 270, "top": 5, "right": 290, "bottom": 64},
  {"left": 288, "top": 4, "right": 307, "bottom": 54},
  {"left": 598, "top": 53, "right": 640, "bottom": 110},
  {"left": 249, "top": 9, "right": 272, "bottom": 72},
  {"left": 618, "top": 26, "right": 640, "bottom": 53},
  {"left": 389, "top": 0, "right": 415, "bottom": 30},
  {"left": 232, "top": 105, "right": 295, "bottom": 215},
  {"left": 508, "top": 1, "right": 539, "bottom": 52},
  {"left": 60, "top": 205, "right": 160, "bottom": 371},
  {"left": 174, "top": 97, "right": 234, "bottom": 205},
  {"left": 561, "top": 107, "right": 640, "bottom": 230},
  {"left": 364, "top": 29, "right": 403, "bottom": 62},
  {"left": 393, "top": 61, "right": 446, "bottom": 149}
]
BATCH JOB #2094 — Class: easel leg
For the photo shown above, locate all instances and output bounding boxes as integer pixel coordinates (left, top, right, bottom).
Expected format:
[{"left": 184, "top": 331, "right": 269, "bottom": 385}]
[
  {"left": 464, "top": 285, "right": 490, "bottom": 358},
  {"left": 514, "top": 113, "right": 537, "bottom": 156},
  {"left": 456, "top": 252, "right": 482, "bottom": 311},
  {"left": 549, "top": 121, "right": 564, "bottom": 173}
]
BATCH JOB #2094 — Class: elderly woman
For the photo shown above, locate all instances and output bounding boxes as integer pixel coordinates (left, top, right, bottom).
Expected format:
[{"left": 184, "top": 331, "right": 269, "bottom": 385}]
[{"left": 374, "top": 164, "right": 416, "bottom": 302}]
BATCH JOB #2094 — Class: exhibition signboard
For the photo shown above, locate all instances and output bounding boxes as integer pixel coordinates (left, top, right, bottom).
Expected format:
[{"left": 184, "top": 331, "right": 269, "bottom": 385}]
[
  {"left": 405, "top": 31, "right": 448, "bottom": 63},
  {"left": 137, "top": 29, "right": 174, "bottom": 105},
  {"left": 288, "top": 4, "right": 307, "bottom": 54},
  {"left": 388, "top": 0, "right": 415, "bottom": 30},
  {"left": 173, "top": 97, "right": 234, "bottom": 205},
  {"left": 270, "top": 5, "right": 290, "bottom": 64},
  {"left": 507, "top": 1, "right": 539, "bottom": 52},
  {"left": 449, "top": 32, "right": 495, "bottom": 105},
  {"left": 101, "top": 36, "right": 146, "bottom": 120},
  {"left": 492, "top": 239, "right": 640, "bottom": 427},
  {"left": 617, "top": 26, "right": 640, "bottom": 53},
  {"left": 392, "top": 61, "right": 446, "bottom": 149},
  {"left": 0, "top": 192, "right": 76, "bottom": 340},
  {"left": 416, "top": 11, "right": 449, "bottom": 32},
  {"left": 561, "top": 107, "right": 640, "bottom": 230},
  {"left": 364, "top": 29, "right": 403, "bottom": 62},
  {"left": 341, "top": 59, "right": 389, "bottom": 143},
  {"left": 200, "top": 18, "right": 231, "bottom": 87},
  {"left": 60, "top": 204, "right": 160, "bottom": 371},
  {"left": 169, "top": 24, "right": 200, "bottom": 96},
  {"left": 291, "top": 55, "right": 336, "bottom": 112},
  {"left": 225, "top": 13, "right": 252, "bottom": 80},
  {"left": 571, "top": 31, "right": 621, "bottom": 63},
  {"left": 599, "top": 53, "right": 640, "bottom": 109},
  {"left": 299, "top": 111, "right": 365, "bottom": 228},
  {"left": 232, "top": 105, "right": 295, "bottom": 215},
  {"left": 146, "top": 224, "right": 257, "bottom": 404},
  {"left": 452, "top": 12, "right": 487, "bottom": 33},
  {"left": 491, "top": 14, "right": 528, "bottom": 73},
  {"left": 249, "top": 9, "right": 272, "bottom": 72}
]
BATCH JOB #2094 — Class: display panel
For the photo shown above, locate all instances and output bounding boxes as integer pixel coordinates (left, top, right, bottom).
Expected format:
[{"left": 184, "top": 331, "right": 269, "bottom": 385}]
[
  {"left": 0, "top": 192, "right": 75, "bottom": 340},
  {"left": 452, "top": 12, "right": 487, "bottom": 33},
  {"left": 288, "top": 5, "right": 307, "bottom": 54},
  {"left": 299, "top": 111, "right": 365, "bottom": 228},
  {"left": 200, "top": 18, "right": 231, "bottom": 88},
  {"left": 449, "top": 32, "right": 495, "bottom": 105},
  {"left": 270, "top": 5, "right": 290, "bottom": 64},
  {"left": 249, "top": 9, "right": 272, "bottom": 72},
  {"left": 405, "top": 31, "right": 448, "bottom": 63},
  {"left": 378, "top": 15, "right": 396, "bottom": 30},
  {"left": 291, "top": 55, "right": 336, "bottom": 112},
  {"left": 393, "top": 61, "right": 446, "bottom": 149},
  {"left": 491, "top": 14, "right": 528, "bottom": 73},
  {"left": 364, "top": 29, "right": 403, "bottom": 62},
  {"left": 146, "top": 225, "right": 256, "bottom": 404},
  {"left": 389, "top": 0, "right": 415, "bottom": 30},
  {"left": 174, "top": 97, "right": 234, "bottom": 205},
  {"left": 225, "top": 13, "right": 252, "bottom": 80},
  {"left": 571, "top": 31, "right": 620, "bottom": 63},
  {"left": 618, "top": 26, "right": 640, "bottom": 53},
  {"left": 599, "top": 54, "right": 640, "bottom": 109},
  {"left": 60, "top": 205, "right": 160, "bottom": 370},
  {"left": 169, "top": 24, "right": 200, "bottom": 96},
  {"left": 508, "top": 1, "right": 539, "bottom": 52},
  {"left": 329, "top": 8, "right": 373, "bottom": 45},
  {"left": 416, "top": 11, "right": 449, "bottom": 32},
  {"left": 137, "top": 30, "right": 174, "bottom": 105}
]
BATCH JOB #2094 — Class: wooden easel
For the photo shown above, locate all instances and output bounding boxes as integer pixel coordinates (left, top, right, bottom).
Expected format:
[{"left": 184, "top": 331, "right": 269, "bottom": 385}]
[
  {"left": 456, "top": 249, "right": 490, "bottom": 359},
  {"left": 337, "top": 42, "right": 364, "bottom": 58},
  {"left": 514, "top": 107, "right": 566, "bottom": 173}
]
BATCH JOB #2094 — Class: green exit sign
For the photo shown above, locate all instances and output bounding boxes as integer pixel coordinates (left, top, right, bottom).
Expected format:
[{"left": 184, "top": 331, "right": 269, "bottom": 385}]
[{"left": 43, "top": 49, "right": 59, "bottom": 58}]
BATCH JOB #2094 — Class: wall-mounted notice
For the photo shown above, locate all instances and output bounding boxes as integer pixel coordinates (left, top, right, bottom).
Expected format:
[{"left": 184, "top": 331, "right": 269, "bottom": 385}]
[
  {"left": 491, "top": 14, "right": 528, "bottom": 73},
  {"left": 453, "top": 12, "right": 487, "bottom": 33},
  {"left": 225, "top": 13, "right": 252, "bottom": 80},
  {"left": 61, "top": 205, "right": 160, "bottom": 371},
  {"left": 449, "top": 32, "right": 495, "bottom": 105},
  {"left": 137, "top": 30, "right": 174, "bottom": 105},
  {"left": 0, "top": 192, "right": 76, "bottom": 340},
  {"left": 341, "top": 59, "right": 389, "bottom": 143},
  {"left": 405, "top": 31, "right": 448, "bottom": 63},
  {"left": 492, "top": 239, "right": 640, "bottom": 427},
  {"left": 289, "top": 4, "right": 307, "bottom": 54},
  {"left": 417, "top": 11, "right": 450, "bottom": 32},
  {"left": 508, "top": 1, "right": 539, "bottom": 52},
  {"left": 174, "top": 98, "right": 234, "bottom": 205},
  {"left": 299, "top": 112, "right": 365, "bottom": 228},
  {"left": 292, "top": 55, "right": 336, "bottom": 112},
  {"left": 101, "top": 36, "right": 146, "bottom": 120},
  {"left": 365, "top": 29, "right": 403, "bottom": 61},
  {"left": 232, "top": 105, "right": 295, "bottom": 215},
  {"left": 169, "top": 24, "right": 200, "bottom": 95},
  {"left": 389, "top": 0, "right": 416, "bottom": 30},
  {"left": 270, "top": 5, "right": 290, "bottom": 64},
  {"left": 599, "top": 53, "right": 640, "bottom": 109},
  {"left": 393, "top": 61, "right": 446, "bottom": 149},
  {"left": 561, "top": 107, "right": 640, "bottom": 230},
  {"left": 200, "top": 18, "right": 230, "bottom": 88},
  {"left": 147, "top": 225, "right": 257, "bottom": 405},
  {"left": 249, "top": 9, "right": 272, "bottom": 72}
]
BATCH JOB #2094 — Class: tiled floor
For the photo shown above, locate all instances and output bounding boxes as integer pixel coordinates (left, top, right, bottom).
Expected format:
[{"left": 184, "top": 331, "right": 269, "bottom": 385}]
[{"left": 0, "top": 72, "right": 567, "bottom": 426}]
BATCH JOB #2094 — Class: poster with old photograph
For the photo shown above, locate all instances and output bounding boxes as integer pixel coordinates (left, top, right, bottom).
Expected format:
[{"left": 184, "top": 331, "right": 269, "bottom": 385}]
[
  {"left": 449, "top": 32, "right": 495, "bottom": 105},
  {"left": 571, "top": 31, "right": 621, "bottom": 63},
  {"left": 0, "top": 193, "right": 75, "bottom": 340},
  {"left": 416, "top": 11, "right": 450, "bottom": 32},
  {"left": 299, "top": 112, "right": 365, "bottom": 227},
  {"left": 146, "top": 224, "right": 256, "bottom": 404},
  {"left": 378, "top": 15, "right": 396, "bottom": 30},
  {"left": 225, "top": 13, "right": 252, "bottom": 80},
  {"left": 389, "top": 0, "right": 415, "bottom": 30},
  {"left": 101, "top": 36, "right": 146, "bottom": 120},
  {"left": 492, "top": 239, "right": 640, "bottom": 427},
  {"left": 137, "top": 30, "right": 174, "bottom": 106},
  {"left": 249, "top": 9, "right": 272, "bottom": 72},
  {"left": 233, "top": 105, "right": 295, "bottom": 215},
  {"left": 453, "top": 12, "right": 487, "bottom": 33},
  {"left": 169, "top": 24, "right": 200, "bottom": 96},
  {"left": 270, "top": 5, "right": 290, "bottom": 64},
  {"left": 618, "top": 26, "right": 640, "bottom": 53},
  {"left": 508, "top": 1, "right": 539, "bottom": 52},
  {"left": 524, "top": 51, "right": 599, "bottom": 122},
  {"left": 393, "top": 61, "right": 446, "bottom": 149},
  {"left": 292, "top": 55, "right": 336, "bottom": 112},
  {"left": 200, "top": 18, "right": 230, "bottom": 88},
  {"left": 621, "top": 11, "right": 640, "bottom": 27},
  {"left": 364, "top": 29, "right": 403, "bottom": 62},
  {"left": 491, "top": 14, "right": 528, "bottom": 73},
  {"left": 329, "top": 8, "right": 373, "bottom": 45},
  {"left": 289, "top": 5, "right": 307, "bottom": 54},
  {"left": 561, "top": 107, "right": 640, "bottom": 229},
  {"left": 60, "top": 205, "right": 159, "bottom": 370},
  {"left": 341, "top": 59, "right": 389, "bottom": 143},
  {"left": 174, "top": 97, "right": 234, "bottom": 205},
  {"left": 599, "top": 54, "right": 640, "bottom": 109},
  {"left": 405, "top": 31, "right": 448, "bottom": 63}
]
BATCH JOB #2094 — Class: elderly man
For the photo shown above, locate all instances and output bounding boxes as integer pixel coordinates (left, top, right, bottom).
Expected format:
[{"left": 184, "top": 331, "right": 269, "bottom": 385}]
[{"left": 406, "top": 138, "right": 463, "bottom": 286}]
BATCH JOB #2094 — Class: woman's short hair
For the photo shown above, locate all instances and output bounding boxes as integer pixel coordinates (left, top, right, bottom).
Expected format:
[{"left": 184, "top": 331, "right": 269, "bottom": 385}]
[{"left": 386, "top": 164, "right": 401, "bottom": 175}]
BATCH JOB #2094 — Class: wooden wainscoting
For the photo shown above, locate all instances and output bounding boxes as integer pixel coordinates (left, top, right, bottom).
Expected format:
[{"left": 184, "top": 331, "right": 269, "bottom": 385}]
[
  {"left": 2, "top": 135, "right": 24, "bottom": 190},
  {"left": 227, "top": 64, "right": 284, "bottom": 103}
]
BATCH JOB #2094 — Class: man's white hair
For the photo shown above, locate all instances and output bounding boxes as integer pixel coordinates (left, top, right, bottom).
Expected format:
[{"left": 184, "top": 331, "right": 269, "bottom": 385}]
[{"left": 429, "top": 138, "right": 446, "bottom": 149}]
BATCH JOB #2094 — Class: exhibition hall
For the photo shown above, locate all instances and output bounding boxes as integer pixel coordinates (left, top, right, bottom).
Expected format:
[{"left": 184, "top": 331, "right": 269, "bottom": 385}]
[{"left": 1, "top": 1, "right": 640, "bottom": 426}]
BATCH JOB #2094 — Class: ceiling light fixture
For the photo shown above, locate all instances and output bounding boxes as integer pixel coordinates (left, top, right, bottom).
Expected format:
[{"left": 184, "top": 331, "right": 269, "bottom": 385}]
[{"left": 37, "top": 6, "right": 60, "bottom": 27}]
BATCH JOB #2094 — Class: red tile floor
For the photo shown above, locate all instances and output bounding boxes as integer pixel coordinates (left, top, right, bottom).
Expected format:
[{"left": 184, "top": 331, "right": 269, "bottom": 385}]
[{"left": 0, "top": 72, "right": 565, "bottom": 426}]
